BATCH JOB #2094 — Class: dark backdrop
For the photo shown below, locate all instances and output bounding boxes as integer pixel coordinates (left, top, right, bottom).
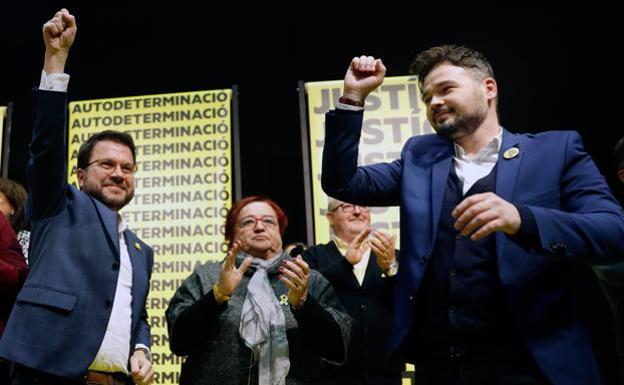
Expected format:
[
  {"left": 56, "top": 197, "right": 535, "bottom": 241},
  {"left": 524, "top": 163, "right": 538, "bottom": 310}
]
[{"left": 1, "top": 2, "right": 620, "bottom": 244}]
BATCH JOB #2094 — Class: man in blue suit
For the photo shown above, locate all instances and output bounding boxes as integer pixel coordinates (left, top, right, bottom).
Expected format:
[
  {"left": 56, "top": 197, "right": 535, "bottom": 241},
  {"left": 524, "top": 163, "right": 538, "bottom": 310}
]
[
  {"left": 322, "top": 46, "right": 624, "bottom": 385},
  {"left": 0, "top": 9, "right": 154, "bottom": 385}
]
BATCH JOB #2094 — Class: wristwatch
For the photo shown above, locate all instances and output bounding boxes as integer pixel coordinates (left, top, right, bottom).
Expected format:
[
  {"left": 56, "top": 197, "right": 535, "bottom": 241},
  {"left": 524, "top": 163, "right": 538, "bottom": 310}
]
[
  {"left": 338, "top": 96, "right": 365, "bottom": 107},
  {"left": 134, "top": 347, "right": 153, "bottom": 362}
]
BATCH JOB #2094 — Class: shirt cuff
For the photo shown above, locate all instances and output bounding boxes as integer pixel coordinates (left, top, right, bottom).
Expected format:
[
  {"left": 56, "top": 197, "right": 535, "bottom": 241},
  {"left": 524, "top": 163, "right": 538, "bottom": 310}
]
[
  {"left": 134, "top": 344, "right": 150, "bottom": 352},
  {"left": 39, "top": 70, "right": 70, "bottom": 92},
  {"left": 133, "top": 345, "right": 152, "bottom": 362},
  {"left": 336, "top": 102, "right": 365, "bottom": 111}
]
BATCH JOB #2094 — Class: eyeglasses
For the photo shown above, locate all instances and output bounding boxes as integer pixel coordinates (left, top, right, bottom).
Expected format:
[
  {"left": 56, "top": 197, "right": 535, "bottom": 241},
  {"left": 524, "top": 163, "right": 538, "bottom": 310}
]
[
  {"left": 238, "top": 215, "right": 278, "bottom": 230},
  {"left": 84, "top": 159, "right": 137, "bottom": 175},
  {"left": 330, "top": 204, "right": 370, "bottom": 213}
]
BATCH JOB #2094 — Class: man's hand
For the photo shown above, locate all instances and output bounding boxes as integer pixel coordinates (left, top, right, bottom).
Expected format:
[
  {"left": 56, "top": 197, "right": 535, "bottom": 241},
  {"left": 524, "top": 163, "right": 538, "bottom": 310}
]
[
  {"left": 345, "top": 227, "right": 371, "bottom": 265},
  {"left": 343, "top": 56, "right": 386, "bottom": 103},
  {"left": 42, "top": 8, "right": 77, "bottom": 74},
  {"left": 370, "top": 230, "right": 397, "bottom": 273},
  {"left": 215, "top": 240, "right": 252, "bottom": 303},
  {"left": 452, "top": 192, "right": 521, "bottom": 241},
  {"left": 130, "top": 349, "right": 154, "bottom": 385}
]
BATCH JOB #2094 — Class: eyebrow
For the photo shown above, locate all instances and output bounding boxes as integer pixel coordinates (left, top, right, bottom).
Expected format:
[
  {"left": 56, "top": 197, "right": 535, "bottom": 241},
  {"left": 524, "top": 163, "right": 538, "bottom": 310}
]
[
  {"left": 239, "top": 214, "right": 276, "bottom": 219},
  {"left": 422, "top": 80, "right": 457, "bottom": 98},
  {"left": 96, "top": 158, "right": 134, "bottom": 164}
]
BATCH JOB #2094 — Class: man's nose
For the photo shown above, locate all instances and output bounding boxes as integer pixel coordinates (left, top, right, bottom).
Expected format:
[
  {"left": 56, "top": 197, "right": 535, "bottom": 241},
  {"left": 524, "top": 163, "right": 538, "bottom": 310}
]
[
  {"left": 430, "top": 94, "right": 444, "bottom": 107},
  {"left": 108, "top": 164, "right": 126, "bottom": 181}
]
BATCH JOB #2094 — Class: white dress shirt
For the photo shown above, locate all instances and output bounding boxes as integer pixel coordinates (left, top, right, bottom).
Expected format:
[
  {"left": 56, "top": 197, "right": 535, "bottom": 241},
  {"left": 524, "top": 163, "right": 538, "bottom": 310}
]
[
  {"left": 39, "top": 70, "right": 69, "bottom": 91},
  {"left": 89, "top": 218, "right": 133, "bottom": 374},
  {"left": 453, "top": 129, "right": 502, "bottom": 195}
]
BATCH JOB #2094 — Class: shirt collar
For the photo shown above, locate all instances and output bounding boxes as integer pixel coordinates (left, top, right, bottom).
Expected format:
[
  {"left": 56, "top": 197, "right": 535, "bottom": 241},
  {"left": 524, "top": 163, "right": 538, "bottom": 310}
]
[
  {"left": 117, "top": 214, "right": 129, "bottom": 235},
  {"left": 453, "top": 127, "right": 503, "bottom": 163},
  {"left": 331, "top": 234, "right": 371, "bottom": 256},
  {"left": 331, "top": 234, "right": 349, "bottom": 254}
]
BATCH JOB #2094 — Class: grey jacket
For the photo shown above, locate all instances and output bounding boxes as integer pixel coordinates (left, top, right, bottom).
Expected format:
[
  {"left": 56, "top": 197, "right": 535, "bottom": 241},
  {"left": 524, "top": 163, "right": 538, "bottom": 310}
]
[{"left": 166, "top": 252, "right": 351, "bottom": 385}]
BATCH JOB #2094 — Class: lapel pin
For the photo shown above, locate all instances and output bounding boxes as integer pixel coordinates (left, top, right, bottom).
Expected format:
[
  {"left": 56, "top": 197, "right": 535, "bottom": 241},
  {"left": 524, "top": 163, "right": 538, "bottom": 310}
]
[
  {"left": 279, "top": 294, "right": 289, "bottom": 306},
  {"left": 503, "top": 147, "right": 520, "bottom": 160},
  {"left": 134, "top": 242, "right": 142, "bottom": 251}
]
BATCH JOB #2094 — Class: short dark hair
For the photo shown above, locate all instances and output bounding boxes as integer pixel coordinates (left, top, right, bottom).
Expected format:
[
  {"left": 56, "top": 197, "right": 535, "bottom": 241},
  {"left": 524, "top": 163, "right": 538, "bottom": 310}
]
[
  {"left": 77, "top": 130, "right": 136, "bottom": 169},
  {"left": 615, "top": 137, "right": 624, "bottom": 170},
  {"left": 0, "top": 178, "right": 29, "bottom": 232},
  {"left": 410, "top": 45, "right": 495, "bottom": 89},
  {"left": 224, "top": 196, "right": 288, "bottom": 248}
]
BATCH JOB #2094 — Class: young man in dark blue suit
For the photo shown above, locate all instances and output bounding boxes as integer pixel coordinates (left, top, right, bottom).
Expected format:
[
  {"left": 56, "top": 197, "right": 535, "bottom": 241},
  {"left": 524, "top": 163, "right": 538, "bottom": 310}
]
[
  {"left": 0, "top": 9, "right": 154, "bottom": 385},
  {"left": 322, "top": 46, "right": 624, "bottom": 385}
]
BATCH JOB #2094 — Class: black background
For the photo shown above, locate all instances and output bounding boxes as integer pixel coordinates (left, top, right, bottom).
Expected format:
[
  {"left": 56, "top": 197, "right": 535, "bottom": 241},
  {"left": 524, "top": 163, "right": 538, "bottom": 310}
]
[
  {"left": 1, "top": 2, "right": 620, "bottom": 244},
  {"left": 1, "top": 3, "right": 622, "bottom": 383}
]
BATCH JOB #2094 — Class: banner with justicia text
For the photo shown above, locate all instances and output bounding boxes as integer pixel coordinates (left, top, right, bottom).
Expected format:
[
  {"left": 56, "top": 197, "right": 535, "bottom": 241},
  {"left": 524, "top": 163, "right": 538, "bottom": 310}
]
[{"left": 305, "top": 76, "right": 432, "bottom": 246}]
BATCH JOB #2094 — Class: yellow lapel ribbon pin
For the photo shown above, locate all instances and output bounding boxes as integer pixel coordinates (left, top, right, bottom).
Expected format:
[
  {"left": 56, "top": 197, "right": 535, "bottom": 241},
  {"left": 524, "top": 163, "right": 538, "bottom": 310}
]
[
  {"left": 279, "top": 294, "right": 289, "bottom": 306},
  {"left": 503, "top": 147, "right": 520, "bottom": 160}
]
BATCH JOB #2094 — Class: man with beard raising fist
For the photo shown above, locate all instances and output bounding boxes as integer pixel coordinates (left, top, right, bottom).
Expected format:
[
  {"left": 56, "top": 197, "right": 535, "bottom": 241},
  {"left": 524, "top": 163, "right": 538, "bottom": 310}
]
[
  {"left": 0, "top": 9, "right": 154, "bottom": 385},
  {"left": 321, "top": 45, "right": 624, "bottom": 385}
]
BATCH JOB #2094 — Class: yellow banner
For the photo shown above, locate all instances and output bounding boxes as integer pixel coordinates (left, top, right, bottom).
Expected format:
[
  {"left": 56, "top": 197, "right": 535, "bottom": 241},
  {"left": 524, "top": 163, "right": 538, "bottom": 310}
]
[
  {"left": 306, "top": 76, "right": 432, "bottom": 246},
  {"left": 68, "top": 90, "right": 233, "bottom": 384}
]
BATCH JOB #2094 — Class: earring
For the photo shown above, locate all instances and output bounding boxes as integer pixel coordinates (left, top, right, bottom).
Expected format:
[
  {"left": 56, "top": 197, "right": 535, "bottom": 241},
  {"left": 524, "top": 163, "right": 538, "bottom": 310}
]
[{"left": 9, "top": 210, "right": 15, "bottom": 216}]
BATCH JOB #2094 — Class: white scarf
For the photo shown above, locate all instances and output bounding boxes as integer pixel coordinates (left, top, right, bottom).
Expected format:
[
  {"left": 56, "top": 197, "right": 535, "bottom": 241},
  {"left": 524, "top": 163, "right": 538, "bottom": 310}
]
[{"left": 238, "top": 253, "right": 290, "bottom": 385}]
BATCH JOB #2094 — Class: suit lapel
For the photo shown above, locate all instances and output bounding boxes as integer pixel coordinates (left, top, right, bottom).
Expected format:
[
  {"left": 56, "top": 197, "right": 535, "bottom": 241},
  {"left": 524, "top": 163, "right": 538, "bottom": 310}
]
[
  {"left": 90, "top": 196, "right": 120, "bottom": 259},
  {"left": 430, "top": 148, "right": 453, "bottom": 251},
  {"left": 124, "top": 230, "right": 146, "bottom": 330},
  {"left": 495, "top": 129, "right": 522, "bottom": 262},
  {"left": 330, "top": 241, "right": 361, "bottom": 288},
  {"left": 362, "top": 250, "right": 379, "bottom": 286},
  {"left": 124, "top": 230, "right": 146, "bottom": 275}
]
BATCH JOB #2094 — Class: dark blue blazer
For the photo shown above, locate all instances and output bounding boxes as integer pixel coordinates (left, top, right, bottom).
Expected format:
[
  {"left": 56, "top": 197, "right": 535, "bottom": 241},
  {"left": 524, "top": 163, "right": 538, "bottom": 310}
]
[
  {"left": 321, "top": 109, "right": 624, "bottom": 385},
  {"left": 0, "top": 90, "right": 153, "bottom": 380}
]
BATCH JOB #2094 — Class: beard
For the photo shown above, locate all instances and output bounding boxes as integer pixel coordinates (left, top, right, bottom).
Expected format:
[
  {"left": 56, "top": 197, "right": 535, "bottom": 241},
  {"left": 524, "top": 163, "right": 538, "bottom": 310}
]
[
  {"left": 82, "top": 182, "right": 134, "bottom": 211},
  {"left": 433, "top": 98, "right": 489, "bottom": 141},
  {"left": 435, "top": 112, "right": 484, "bottom": 141}
]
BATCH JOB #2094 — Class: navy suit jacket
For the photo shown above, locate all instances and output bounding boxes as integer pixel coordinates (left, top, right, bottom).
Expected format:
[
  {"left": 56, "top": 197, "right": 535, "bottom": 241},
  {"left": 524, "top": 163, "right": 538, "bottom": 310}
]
[
  {"left": 0, "top": 90, "right": 153, "bottom": 380},
  {"left": 321, "top": 109, "right": 624, "bottom": 385}
]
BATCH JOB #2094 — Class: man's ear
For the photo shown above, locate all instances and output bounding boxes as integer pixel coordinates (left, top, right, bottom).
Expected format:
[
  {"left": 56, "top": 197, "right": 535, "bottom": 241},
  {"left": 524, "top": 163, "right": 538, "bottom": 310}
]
[
  {"left": 77, "top": 168, "right": 85, "bottom": 190},
  {"left": 618, "top": 168, "right": 624, "bottom": 184},
  {"left": 483, "top": 77, "right": 498, "bottom": 102},
  {"left": 326, "top": 211, "right": 335, "bottom": 227}
]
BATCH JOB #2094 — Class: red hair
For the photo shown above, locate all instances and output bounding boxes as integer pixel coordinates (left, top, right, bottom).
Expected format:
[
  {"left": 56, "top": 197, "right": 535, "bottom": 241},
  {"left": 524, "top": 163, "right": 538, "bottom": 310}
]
[{"left": 224, "top": 196, "right": 288, "bottom": 247}]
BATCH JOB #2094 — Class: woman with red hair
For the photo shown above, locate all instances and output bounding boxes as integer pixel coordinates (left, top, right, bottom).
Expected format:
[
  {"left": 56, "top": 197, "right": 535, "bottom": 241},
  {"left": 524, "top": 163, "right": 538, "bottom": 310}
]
[
  {"left": 0, "top": 206, "right": 28, "bottom": 381},
  {"left": 166, "top": 196, "right": 351, "bottom": 385}
]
